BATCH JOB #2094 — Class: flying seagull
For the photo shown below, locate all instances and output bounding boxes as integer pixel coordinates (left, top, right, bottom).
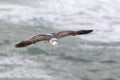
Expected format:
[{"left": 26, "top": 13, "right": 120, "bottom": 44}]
[{"left": 15, "top": 30, "right": 93, "bottom": 48}]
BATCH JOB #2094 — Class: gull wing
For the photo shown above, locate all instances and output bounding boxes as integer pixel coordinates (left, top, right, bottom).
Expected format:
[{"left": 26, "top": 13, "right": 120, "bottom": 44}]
[
  {"left": 15, "top": 34, "right": 50, "bottom": 48},
  {"left": 56, "top": 30, "right": 93, "bottom": 39}
]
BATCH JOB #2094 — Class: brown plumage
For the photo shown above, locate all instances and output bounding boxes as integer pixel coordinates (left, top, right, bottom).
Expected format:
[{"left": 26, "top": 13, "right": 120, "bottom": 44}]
[
  {"left": 15, "top": 34, "right": 50, "bottom": 47},
  {"left": 15, "top": 30, "right": 93, "bottom": 48},
  {"left": 56, "top": 30, "right": 93, "bottom": 38}
]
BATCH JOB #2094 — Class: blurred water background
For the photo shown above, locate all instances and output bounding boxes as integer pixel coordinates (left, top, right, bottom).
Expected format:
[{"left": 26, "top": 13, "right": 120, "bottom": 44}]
[{"left": 0, "top": 0, "right": 120, "bottom": 80}]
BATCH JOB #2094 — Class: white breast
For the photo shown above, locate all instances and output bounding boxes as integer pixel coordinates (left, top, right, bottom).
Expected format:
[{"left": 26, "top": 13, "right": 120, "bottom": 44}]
[{"left": 49, "top": 38, "right": 58, "bottom": 46}]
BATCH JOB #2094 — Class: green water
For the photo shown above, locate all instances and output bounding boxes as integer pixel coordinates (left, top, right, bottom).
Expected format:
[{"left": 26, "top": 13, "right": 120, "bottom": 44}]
[
  {"left": 0, "top": 24, "right": 120, "bottom": 80},
  {"left": 0, "top": 0, "right": 120, "bottom": 80}
]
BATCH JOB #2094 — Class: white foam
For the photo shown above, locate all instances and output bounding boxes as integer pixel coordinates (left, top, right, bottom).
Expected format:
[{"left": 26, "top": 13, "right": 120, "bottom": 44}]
[
  {"left": 0, "top": 5, "right": 39, "bottom": 25},
  {"left": 0, "top": 0, "right": 120, "bottom": 42},
  {"left": 0, "top": 56, "right": 52, "bottom": 79},
  {"left": 0, "top": 56, "right": 38, "bottom": 66},
  {"left": 0, "top": 67, "right": 52, "bottom": 79}
]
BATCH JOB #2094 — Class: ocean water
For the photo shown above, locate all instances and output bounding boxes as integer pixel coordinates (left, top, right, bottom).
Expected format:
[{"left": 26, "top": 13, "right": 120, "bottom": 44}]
[{"left": 0, "top": 0, "right": 120, "bottom": 80}]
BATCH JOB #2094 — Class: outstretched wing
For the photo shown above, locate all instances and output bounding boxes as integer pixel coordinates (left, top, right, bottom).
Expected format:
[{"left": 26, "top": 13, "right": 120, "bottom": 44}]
[
  {"left": 56, "top": 30, "right": 93, "bottom": 39},
  {"left": 56, "top": 30, "right": 75, "bottom": 39},
  {"left": 15, "top": 34, "right": 50, "bottom": 48},
  {"left": 75, "top": 30, "right": 93, "bottom": 35}
]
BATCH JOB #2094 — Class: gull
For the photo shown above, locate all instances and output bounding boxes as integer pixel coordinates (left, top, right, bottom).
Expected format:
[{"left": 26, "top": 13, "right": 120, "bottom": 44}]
[{"left": 15, "top": 30, "right": 93, "bottom": 48}]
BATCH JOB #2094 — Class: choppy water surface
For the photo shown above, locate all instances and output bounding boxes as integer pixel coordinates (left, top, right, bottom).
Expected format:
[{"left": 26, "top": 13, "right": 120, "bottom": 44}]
[{"left": 0, "top": 0, "right": 120, "bottom": 80}]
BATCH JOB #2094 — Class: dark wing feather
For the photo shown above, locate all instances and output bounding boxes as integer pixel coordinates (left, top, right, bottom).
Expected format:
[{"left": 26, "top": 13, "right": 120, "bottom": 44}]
[
  {"left": 56, "top": 30, "right": 75, "bottom": 39},
  {"left": 15, "top": 34, "right": 50, "bottom": 48},
  {"left": 75, "top": 30, "right": 93, "bottom": 35},
  {"left": 56, "top": 30, "right": 93, "bottom": 39}
]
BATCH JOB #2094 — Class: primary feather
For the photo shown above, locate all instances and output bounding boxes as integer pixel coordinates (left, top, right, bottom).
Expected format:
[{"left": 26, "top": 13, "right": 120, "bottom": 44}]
[
  {"left": 15, "top": 34, "right": 50, "bottom": 47},
  {"left": 56, "top": 30, "right": 93, "bottom": 39}
]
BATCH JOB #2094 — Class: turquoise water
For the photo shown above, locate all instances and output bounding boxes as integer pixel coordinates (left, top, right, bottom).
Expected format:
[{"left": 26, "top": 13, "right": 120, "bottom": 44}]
[{"left": 0, "top": 0, "right": 120, "bottom": 80}]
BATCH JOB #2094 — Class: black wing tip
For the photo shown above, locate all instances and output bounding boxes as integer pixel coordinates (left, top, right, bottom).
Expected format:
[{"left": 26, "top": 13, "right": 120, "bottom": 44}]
[
  {"left": 15, "top": 41, "right": 28, "bottom": 48},
  {"left": 82, "top": 29, "right": 94, "bottom": 34},
  {"left": 15, "top": 43, "right": 25, "bottom": 48},
  {"left": 76, "top": 29, "right": 93, "bottom": 35},
  {"left": 87, "top": 29, "right": 94, "bottom": 33},
  {"left": 15, "top": 44, "right": 19, "bottom": 48}
]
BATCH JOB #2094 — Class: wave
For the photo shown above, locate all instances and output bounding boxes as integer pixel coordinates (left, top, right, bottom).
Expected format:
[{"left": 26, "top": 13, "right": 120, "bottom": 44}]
[{"left": 0, "top": 0, "right": 120, "bottom": 43}]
